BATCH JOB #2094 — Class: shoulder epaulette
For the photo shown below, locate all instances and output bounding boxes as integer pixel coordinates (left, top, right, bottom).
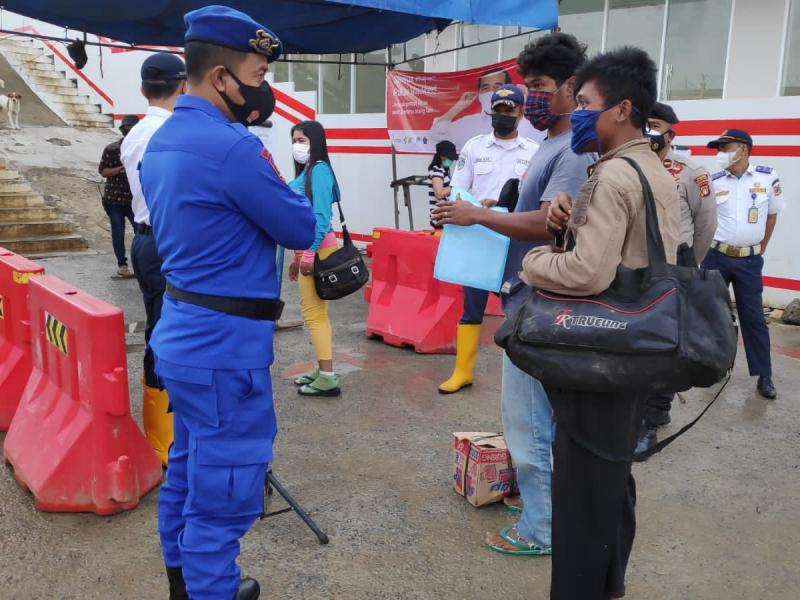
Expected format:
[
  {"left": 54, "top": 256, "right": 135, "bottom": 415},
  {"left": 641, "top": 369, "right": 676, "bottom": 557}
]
[
  {"left": 755, "top": 165, "right": 773, "bottom": 174},
  {"left": 712, "top": 170, "right": 726, "bottom": 180}
]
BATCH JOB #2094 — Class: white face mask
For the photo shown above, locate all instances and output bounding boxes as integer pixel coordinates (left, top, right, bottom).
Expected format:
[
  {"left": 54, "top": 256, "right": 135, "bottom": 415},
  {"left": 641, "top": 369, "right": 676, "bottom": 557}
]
[
  {"left": 478, "top": 91, "right": 493, "bottom": 115},
  {"left": 292, "top": 142, "right": 311, "bottom": 165},
  {"left": 716, "top": 150, "right": 738, "bottom": 169}
]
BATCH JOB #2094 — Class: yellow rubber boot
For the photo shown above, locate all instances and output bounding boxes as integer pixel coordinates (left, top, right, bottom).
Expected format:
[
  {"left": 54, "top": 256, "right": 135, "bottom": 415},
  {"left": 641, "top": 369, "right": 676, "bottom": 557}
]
[
  {"left": 438, "top": 324, "right": 481, "bottom": 394},
  {"left": 143, "top": 384, "right": 173, "bottom": 466}
]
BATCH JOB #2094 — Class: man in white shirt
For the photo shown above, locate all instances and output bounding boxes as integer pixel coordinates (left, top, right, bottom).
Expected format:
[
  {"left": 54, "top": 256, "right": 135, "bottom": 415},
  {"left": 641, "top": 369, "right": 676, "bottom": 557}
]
[
  {"left": 702, "top": 129, "right": 784, "bottom": 399},
  {"left": 121, "top": 52, "right": 187, "bottom": 464},
  {"left": 438, "top": 84, "right": 538, "bottom": 394}
]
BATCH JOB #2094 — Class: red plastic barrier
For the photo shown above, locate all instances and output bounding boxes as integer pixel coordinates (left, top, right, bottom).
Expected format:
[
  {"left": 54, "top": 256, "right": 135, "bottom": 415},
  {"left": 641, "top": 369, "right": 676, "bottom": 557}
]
[
  {"left": 3, "top": 275, "right": 162, "bottom": 514},
  {"left": 365, "top": 229, "right": 464, "bottom": 353},
  {"left": 0, "top": 248, "right": 44, "bottom": 431},
  {"left": 486, "top": 293, "right": 503, "bottom": 317}
]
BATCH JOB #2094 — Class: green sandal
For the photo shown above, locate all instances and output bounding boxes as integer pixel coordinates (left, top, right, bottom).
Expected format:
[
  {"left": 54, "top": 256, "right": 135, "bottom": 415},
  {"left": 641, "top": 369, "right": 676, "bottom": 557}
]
[
  {"left": 504, "top": 496, "right": 523, "bottom": 513},
  {"left": 298, "top": 373, "right": 341, "bottom": 397},
  {"left": 485, "top": 526, "right": 551, "bottom": 557},
  {"left": 293, "top": 368, "right": 319, "bottom": 386}
]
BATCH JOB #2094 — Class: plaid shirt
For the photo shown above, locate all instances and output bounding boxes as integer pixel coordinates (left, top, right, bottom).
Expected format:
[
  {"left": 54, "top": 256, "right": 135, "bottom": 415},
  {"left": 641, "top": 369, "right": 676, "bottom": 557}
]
[{"left": 99, "top": 139, "right": 133, "bottom": 206}]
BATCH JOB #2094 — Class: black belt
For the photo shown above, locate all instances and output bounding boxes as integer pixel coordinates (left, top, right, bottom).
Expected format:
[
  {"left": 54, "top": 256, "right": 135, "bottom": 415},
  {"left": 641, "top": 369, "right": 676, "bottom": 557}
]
[
  {"left": 135, "top": 223, "right": 152, "bottom": 235},
  {"left": 166, "top": 282, "right": 284, "bottom": 321}
]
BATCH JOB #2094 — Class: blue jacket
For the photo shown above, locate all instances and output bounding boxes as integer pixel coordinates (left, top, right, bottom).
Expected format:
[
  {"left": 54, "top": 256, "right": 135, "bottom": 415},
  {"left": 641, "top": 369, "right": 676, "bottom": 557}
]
[
  {"left": 289, "top": 161, "right": 336, "bottom": 252},
  {"left": 140, "top": 95, "right": 315, "bottom": 370}
]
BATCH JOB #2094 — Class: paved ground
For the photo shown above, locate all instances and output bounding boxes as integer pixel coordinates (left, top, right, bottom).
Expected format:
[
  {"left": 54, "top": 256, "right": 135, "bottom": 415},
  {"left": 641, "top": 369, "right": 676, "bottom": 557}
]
[{"left": 1, "top": 251, "right": 799, "bottom": 600}]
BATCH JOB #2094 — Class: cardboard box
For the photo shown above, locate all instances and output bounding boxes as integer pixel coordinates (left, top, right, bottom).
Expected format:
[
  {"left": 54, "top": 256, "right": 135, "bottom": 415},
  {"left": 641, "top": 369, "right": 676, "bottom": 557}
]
[{"left": 453, "top": 432, "right": 516, "bottom": 507}]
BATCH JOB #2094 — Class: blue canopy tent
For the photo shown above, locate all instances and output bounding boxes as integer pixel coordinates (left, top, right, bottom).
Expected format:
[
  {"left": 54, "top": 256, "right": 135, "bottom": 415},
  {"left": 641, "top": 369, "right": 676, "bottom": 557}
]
[{"left": 0, "top": 1, "right": 557, "bottom": 55}]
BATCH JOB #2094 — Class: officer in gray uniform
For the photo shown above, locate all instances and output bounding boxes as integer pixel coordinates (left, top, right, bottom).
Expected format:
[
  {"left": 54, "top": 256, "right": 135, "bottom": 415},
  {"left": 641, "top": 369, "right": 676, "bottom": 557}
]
[{"left": 636, "top": 101, "right": 717, "bottom": 455}]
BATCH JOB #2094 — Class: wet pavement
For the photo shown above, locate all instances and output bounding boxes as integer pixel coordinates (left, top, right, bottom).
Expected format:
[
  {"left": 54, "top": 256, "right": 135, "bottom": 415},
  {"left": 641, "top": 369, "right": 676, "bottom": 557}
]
[{"left": 1, "top": 252, "right": 799, "bottom": 599}]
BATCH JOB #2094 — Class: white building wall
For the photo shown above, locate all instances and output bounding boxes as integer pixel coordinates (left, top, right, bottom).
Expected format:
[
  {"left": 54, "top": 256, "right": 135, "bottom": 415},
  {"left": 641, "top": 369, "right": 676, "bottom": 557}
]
[{"left": 725, "top": 0, "right": 789, "bottom": 98}]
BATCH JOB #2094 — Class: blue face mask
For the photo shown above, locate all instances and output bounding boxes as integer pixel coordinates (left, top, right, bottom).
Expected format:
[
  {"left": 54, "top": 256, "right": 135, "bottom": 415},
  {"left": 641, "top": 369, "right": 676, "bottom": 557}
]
[
  {"left": 570, "top": 107, "right": 609, "bottom": 155},
  {"left": 570, "top": 103, "right": 642, "bottom": 155}
]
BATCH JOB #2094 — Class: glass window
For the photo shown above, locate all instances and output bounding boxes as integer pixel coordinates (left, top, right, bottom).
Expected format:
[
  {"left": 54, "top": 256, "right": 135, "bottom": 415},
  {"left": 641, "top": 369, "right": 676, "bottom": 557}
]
[
  {"left": 781, "top": 0, "right": 800, "bottom": 95},
  {"left": 663, "top": 0, "right": 733, "bottom": 100},
  {"left": 457, "top": 25, "right": 502, "bottom": 69},
  {"left": 500, "top": 26, "right": 547, "bottom": 62},
  {"left": 355, "top": 51, "right": 387, "bottom": 113},
  {"left": 558, "top": 0, "right": 605, "bottom": 56},
  {"left": 320, "top": 54, "right": 352, "bottom": 114},
  {"left": 391, "top": 34, "right": 426, "bottom": 71},
  {"left": 606, "top": 0, "right": 665, "bottom": 66},
  {"left": 292, "top": 54, "right": 320, "bottom": 93},
  {"left": 270, "top": 60, "right": 289, "bottom": 83}
]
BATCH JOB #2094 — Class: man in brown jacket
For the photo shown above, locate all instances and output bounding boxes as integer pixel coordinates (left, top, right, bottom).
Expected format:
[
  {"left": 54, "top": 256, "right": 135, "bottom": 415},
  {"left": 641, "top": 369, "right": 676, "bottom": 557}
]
[{"left": 522, "top": 47, "right": 679, "bottom": 600}]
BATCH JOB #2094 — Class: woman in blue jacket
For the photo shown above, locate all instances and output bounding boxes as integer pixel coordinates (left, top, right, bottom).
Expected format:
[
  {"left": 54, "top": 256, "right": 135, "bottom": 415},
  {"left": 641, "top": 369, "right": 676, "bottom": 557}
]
[{"left": 288, "top": 120, "right": 341, "bottom": 396}]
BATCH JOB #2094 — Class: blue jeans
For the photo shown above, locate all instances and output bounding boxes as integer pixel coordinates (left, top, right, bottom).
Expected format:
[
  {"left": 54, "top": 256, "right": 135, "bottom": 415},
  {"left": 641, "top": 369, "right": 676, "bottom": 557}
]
[
  {"left": 501, "top": 352, "right": 553, "bottom": 548},
  {"left": 103, "top": 203, "right": 134, "bottom": 266},
  {"left": 461, "top": 286, "right": 489, "bottom": 324},
  {"left": 132, "top": 231, "right": 166, "bottom": 388}
]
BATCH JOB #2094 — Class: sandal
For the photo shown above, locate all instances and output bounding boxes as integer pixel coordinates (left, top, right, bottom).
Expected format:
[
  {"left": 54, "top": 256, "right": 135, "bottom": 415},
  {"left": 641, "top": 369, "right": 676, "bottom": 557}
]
[
  {"left": 504, "top": 496, "right": 523, "bottom": 513},
  {"left": 293, "top": 369, "right": 319, "bottom": 386},
  {"left": 485, "top": 526, "right": 551, "bottom": 557},
  {"left": 298, "top": 373, "right": 341, "bottom": 397}
]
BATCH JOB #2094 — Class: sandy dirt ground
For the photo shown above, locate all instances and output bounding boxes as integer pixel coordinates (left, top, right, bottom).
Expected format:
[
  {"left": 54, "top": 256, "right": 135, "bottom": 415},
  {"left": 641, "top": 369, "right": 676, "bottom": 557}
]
[{"left": 0, "top": 126, "right": 799, "bottom": 599}]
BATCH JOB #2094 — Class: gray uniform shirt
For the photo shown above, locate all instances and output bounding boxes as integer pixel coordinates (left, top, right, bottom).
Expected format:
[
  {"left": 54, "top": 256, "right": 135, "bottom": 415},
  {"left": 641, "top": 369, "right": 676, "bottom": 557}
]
[
  {"left": 663, "top": 150, "right": 717, "bottom": 264},
  {"left": 501, "top": 131, "right": 595, "bottom": 315}
]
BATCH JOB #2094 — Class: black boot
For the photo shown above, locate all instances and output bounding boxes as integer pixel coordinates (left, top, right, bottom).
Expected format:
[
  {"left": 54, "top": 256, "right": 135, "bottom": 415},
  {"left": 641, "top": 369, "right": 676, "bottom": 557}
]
[
  {"left": 757, "top": 376, "right": 777, "bottom": 400},
  {"left": 166, "top": 567, "right": 189, "bottom": 600},
  {"left": 236, "top": 578, "right": 260, "bottom": 600},
  {"left": 633, "top": 426, "right": 658, "bottom": 462}
]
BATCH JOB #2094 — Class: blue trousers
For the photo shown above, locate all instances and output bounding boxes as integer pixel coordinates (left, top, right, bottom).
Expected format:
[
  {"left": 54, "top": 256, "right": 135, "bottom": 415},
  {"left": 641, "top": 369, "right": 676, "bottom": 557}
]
[
  {"left": 460, "top": 286, "right": 488, "bottom": 325},
  {"left": 702, "top": 249, "right": 771, "bottom": 377},
  {"left": 132, "top": 231, "right": 166, "bottom": 388},
  {"left": 103, "top": 203, "right": 134, "bottom": 266},
  {"left": 501, "top": 353, "right": 553, "bottom": 548},
  {"left": 157, "top": 362, "right": 276, "bottom": 600}
]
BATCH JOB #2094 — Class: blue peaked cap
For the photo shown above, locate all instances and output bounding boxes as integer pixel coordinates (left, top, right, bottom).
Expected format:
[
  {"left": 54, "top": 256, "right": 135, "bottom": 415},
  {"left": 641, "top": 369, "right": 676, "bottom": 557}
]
[
  {"left": 491, "top": 84, "right": 524, "bottom": 108},
  {"left": 184, "top": 5, "right": 283, "bottom": 62}
]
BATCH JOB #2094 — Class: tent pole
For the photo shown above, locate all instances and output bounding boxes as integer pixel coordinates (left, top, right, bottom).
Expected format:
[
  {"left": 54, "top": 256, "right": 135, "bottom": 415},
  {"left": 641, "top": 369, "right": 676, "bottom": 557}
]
[{"left": 387, "top": 52, "right": 400, "bottom": 230}]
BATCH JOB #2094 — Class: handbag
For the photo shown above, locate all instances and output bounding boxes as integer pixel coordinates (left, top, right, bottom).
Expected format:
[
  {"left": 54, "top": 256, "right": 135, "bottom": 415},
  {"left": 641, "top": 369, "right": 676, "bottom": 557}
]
[
  {"left": 312, "top": 178, "right": 369, "bottom": 301},
  {"left": 495, "top": 157, "right": 737, "bottom": 395}
]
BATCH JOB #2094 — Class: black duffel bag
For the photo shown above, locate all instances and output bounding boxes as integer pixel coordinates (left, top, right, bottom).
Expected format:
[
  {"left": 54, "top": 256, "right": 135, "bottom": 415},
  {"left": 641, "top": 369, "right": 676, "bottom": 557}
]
[
  {"left": 496, "top": 157, "right": 737, "bottom": 394},
  {"left": 313, "top": 182, "right": 369, "bottom": 301}
]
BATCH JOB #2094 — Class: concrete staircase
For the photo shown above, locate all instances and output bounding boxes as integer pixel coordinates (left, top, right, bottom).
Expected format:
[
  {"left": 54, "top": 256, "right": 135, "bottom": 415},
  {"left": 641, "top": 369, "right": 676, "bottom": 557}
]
[
  {"left": 0, "top": 37, "right": 112, "bottom": 128},
  {"left": 0, "top": 158, "right": 86, "bottom": 255}
]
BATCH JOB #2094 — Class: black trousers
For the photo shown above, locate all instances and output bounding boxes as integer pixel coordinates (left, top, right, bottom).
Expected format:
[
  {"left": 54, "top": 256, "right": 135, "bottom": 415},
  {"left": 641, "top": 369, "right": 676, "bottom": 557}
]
[
  {"left": 131, "top": 230, "right": 166, "bottom": 388},
  {"left": 547, "top": 388, "right": 644, "bottom": 600},
  {"left": 643, "top": 392, "right": 673, "bottom": 427}
]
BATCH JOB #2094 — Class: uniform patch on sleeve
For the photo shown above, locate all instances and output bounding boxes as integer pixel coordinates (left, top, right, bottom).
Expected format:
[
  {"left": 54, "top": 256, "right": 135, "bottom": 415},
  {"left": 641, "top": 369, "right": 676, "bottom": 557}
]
[
  {"left": 694, "top": 173, "right": 711, "bottom": 198},
  {"left": 772, "top": 179, "right": 782, "bottom": 197},
  {"left": 755, "top": 165, "right": 773, "bottom": 174},
  {"left": 456, "top": 153, "right": 466, "bottom": 171},
  {"left": 260, "top": 147, "right": 285, "bottom": 182},
  {"left": 712, "top": 170, "right": 726, "bottom": 181}
]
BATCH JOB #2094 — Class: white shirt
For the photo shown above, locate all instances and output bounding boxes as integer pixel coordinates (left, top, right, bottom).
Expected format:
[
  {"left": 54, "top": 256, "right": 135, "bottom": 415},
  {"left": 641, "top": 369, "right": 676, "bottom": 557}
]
[
  {"left": 712, "top": 163, "right": 784, "bottom": 247},
  {"left": 450, "top": 132, "right": 538, "bottom": 202},
  {"left": 431, "top": 111, "right": 542, "bottom": 152},
  {"left": 121, "top": 106, "right": 172, "bottom": 225}
]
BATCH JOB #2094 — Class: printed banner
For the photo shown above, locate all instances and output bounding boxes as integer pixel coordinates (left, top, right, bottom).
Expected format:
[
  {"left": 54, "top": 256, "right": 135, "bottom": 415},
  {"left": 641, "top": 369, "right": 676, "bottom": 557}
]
[{"left": 387, "top": 58, "right": 542, "bottom": 154}]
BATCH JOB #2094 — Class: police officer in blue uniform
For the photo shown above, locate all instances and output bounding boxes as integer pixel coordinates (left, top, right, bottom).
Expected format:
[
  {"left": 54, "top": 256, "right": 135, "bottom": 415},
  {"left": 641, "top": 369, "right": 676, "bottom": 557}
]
[
  {"left": 702, "top": 129, "right": 784, "bottom": 399},
  {"left": 139, "top": 6, "right": 316, "bottom": 599}
]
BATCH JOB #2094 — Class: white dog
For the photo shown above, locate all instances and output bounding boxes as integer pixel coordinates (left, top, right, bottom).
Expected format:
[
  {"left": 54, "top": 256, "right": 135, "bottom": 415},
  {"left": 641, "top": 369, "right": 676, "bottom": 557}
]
[{"left": 1, "top": 91, "right": 22, "bottom": 129}]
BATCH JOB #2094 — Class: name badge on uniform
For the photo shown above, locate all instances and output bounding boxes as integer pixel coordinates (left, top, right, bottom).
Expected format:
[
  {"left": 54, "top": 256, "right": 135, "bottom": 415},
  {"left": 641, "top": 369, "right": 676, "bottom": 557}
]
[
  {"left": 748, "top": 207, "right": 759, "bottom": 224},
  {"left": 749, "top": 185, "right": 767, "bottom": 194}
]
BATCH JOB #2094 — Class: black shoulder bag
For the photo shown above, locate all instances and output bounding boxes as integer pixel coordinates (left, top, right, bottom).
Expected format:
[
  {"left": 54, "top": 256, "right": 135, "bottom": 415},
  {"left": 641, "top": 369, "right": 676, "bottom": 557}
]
[
  {"left": 495, "top": 157, "right": 737, "bottom": 395},
  {"left": 311, "top": 173, "right": 369, "bottom": 301}
]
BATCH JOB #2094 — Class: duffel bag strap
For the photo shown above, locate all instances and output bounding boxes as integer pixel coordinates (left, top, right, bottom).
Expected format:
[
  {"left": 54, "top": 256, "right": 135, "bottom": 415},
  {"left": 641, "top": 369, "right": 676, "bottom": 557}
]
[{"left": 632, "top": 373, "right": 731, "bottom": 461}]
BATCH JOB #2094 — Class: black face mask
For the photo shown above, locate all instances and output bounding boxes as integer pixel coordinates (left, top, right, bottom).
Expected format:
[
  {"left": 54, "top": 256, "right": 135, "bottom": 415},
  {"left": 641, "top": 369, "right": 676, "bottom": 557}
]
[
  {"left": 491, "top": 113, "right": 518, "bottom": 137},
  {"left": 219, "top": 69, "right": 275, "bottom": 127},
  {"left": 647, "top": 131, "right": 667, "bottom": 154}
]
